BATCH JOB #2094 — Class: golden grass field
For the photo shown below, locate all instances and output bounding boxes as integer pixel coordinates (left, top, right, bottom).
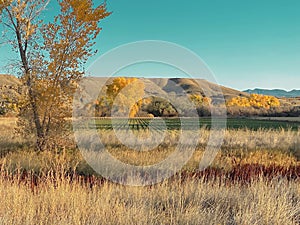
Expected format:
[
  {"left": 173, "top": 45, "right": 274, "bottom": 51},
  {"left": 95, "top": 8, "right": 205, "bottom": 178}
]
[{"left": 0, "top": 118, "right": 300, "bottom": 224}]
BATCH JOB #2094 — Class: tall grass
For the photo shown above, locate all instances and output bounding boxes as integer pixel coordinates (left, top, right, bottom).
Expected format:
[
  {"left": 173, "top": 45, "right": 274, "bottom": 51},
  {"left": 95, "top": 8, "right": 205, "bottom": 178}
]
[
  {"left": 96, "top": 127, "right": 300, "bottom": 151},
  {"left": 1, "top": 121, "right": 299, "bottom": 173},
  {"left": 0, "top": 172, "right": 299, "bottom": 225}
]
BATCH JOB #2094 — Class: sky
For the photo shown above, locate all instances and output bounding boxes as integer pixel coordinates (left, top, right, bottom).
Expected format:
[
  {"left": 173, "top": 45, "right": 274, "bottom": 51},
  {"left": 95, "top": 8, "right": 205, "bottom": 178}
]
[{"left": 1, "top": 0, "right": 300, "bottom": 91}]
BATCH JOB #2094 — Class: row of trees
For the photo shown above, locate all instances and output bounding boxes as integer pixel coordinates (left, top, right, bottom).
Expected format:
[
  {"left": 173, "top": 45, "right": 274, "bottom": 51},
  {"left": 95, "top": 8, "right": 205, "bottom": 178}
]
[
  {"left": 93, "top": 82, "right": 213, "bottom": 117},
  {"left": 227, "top": 94, "right": 281, "bottom": 109},
  {"left": 93, "top": 84, "right": 284, "bottom": 118}
]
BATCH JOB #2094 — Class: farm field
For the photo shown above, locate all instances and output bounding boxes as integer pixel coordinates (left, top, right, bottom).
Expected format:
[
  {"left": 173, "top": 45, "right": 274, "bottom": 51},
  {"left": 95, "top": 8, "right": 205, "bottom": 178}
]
[
  {"left": 90, "top": 117, "right": 300, "bottom": 131},
  {"left": 0, "top": 117, "right": 300, "bottom": 224}
]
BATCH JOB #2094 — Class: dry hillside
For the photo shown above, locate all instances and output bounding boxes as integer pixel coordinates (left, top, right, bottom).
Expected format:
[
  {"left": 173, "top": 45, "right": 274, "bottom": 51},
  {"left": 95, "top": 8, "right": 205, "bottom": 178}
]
[{"left": 0, "top": 74, "right": 22, "bottom": 115}]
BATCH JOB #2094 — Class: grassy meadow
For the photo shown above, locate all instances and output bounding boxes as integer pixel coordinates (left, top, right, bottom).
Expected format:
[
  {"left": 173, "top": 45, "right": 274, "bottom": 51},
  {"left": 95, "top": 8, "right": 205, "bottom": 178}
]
[{"left": 0, "top": 117, "right": 300, "bottom": 224}]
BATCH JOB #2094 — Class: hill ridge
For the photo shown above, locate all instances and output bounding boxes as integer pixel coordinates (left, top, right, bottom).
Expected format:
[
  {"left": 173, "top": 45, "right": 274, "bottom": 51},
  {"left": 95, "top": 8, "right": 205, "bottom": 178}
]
[{"left": 244, "top": 88, "right": 300, "bottom": 98}]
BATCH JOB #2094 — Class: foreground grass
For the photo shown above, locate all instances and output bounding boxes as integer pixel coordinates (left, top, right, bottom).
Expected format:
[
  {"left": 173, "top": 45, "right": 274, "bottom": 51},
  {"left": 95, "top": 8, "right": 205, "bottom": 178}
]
[
  {"left": 0, "top": 144, "right": 299, "bottom": 224},
  {"left": 0, "top": 172, "right": 299, "bottom": 225}
]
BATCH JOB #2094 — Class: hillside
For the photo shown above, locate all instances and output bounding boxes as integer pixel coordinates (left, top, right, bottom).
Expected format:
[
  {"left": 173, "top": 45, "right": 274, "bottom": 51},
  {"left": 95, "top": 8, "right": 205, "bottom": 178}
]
[
  {"left": 0, "top": 74, "right": 21, "bottom": 86},
  {"left": 244, "top": 88, "right": 300, "bottom": 98},
  {"left": 141, "top": 78, "right": 248, "bottom": 100},
  {"left": 0, "top": 74, "right": 249, "bottom": 99},
  {"left": 76, "top": 77, "right": 249, "bottom": 102},
  {"left": 0, "top": 74, "right": 22, "bottom": 115}
]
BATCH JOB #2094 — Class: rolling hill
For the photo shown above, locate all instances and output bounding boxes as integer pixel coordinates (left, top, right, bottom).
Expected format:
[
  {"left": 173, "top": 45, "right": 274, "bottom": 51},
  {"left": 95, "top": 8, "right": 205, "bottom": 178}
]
[
  {"left": 75, "top": 76, "right": 249, "bottom": 103},
  {"left": 0, "top": 74, "right": 285, "bottom": 105}
]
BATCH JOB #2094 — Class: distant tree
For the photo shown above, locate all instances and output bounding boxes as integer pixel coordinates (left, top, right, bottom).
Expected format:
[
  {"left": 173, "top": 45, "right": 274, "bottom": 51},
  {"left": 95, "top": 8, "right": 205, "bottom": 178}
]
[
  {"left": 145, "top": 97, "right": 178, "bottom": 117},
  {"left": 105, "top": 77, "right": 145, "bottom": 117},
  {"left": 189, "top": 94, "right": 211, "bottom": 106},
  {"left": 0, "top": 0, "right": 111, "bottom": 150},
  {"left": 0, "top": 93, "right": 19, "bottom": 115}
]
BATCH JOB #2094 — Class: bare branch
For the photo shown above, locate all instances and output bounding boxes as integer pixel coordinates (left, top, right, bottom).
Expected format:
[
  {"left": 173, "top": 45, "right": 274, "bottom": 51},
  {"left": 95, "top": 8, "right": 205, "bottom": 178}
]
[{"left": 4, "top": 8, "right": 17, "bottom": 31}]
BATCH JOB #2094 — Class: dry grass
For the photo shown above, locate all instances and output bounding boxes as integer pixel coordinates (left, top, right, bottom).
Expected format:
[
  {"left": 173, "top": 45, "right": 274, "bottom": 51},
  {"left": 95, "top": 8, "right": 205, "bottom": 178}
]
[
  {"left": 0, "top": 117, "right": 299, "bottom": 174},
  {"left": 96, "top": 128, "right": 300, "bottom": 169},
  {"left": 0, "top": 118, "right": 30, "bottom": 156},
  {"left": 97, "top": 127, "right": 300, "bottom": 151},
  {"left": 0, "top": 172, "right": 299, "bottom": 225},
  {"left": 0, "top": 117, "right": 300, "bottom": 224}
]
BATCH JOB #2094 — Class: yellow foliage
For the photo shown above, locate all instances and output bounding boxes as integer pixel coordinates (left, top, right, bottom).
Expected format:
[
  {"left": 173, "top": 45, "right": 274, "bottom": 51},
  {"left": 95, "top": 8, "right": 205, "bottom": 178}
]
[
  {"left": 0, "top": 94, "right": 19, "bottom": 113},
  {"left": 106, "top": 78, "right": 145, "bottom": 118},
  {"left": 189, "top": 94, "right": 211, "bottom": 106},
  {"left": 227, "top": 94, "right": 280, "bottom": 109},
  {"left": 0, "top": 0, "right": 11, "bottom": 12},
  {"left": 106, "top": 77, "right": 139, "bottom": 98}
]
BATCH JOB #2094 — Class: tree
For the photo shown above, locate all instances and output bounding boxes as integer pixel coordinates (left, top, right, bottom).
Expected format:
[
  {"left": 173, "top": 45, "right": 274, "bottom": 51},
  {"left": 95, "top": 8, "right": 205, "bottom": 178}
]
[
  {"left": 0, "top": 0, "right": 111, "bottom": 150},
  {"left": 105, "top": 77, "right": 145, "bottom": 117},
  {"left": 145, "top": 97, "right": 178, "bottom": 117}
]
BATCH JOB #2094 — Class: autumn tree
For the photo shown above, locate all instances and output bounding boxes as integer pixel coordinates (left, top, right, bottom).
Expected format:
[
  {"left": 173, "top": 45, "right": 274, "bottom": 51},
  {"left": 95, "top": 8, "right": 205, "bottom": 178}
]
[
  {"left": 0, "top": 0, "right": 111, "bottom": 150},
  {"left": 104, "top": 77, "right": 145, "bottom": 117}
]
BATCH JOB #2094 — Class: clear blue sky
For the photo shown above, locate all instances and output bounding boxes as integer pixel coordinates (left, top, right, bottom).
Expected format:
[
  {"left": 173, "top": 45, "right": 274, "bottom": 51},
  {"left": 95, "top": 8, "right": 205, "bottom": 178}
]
[{"left": 1, "top": 0, "right": 300, "bottom": 91}]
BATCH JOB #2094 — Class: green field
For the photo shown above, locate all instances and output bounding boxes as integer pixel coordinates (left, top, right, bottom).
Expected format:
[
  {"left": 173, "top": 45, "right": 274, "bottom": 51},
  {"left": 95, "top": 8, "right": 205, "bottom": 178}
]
[{"left": 89, "top": 117, "right": 300, "bottom": 131}]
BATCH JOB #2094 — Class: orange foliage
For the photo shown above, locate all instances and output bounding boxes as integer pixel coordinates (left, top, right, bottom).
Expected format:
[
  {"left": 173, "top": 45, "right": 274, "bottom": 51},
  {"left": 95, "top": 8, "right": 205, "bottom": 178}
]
[
  {"left": 106, "top": 78, "right": 139, "bottom": 98},
  {"left": 227, "top": 94, "right": 280, "bottom": 109},
  {"left": 105, "top": 78, "right": 145, "bottom": 118}
]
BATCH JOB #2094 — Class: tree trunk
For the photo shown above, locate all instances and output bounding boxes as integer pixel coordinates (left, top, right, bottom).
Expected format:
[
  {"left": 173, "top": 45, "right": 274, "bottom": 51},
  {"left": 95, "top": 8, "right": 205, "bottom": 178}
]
[
  {"left": 14, "top": 19, "right": 46, "bottom": 151},
  {"left": 30, "top": 92, "right": 45, "bottom": 151}
]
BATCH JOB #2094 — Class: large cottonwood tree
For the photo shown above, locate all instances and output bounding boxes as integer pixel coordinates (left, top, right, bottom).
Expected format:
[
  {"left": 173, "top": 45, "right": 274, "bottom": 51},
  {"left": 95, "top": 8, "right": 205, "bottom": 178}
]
[{"left": 0, "top": 0, "right": 111, "bottom": 150}]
